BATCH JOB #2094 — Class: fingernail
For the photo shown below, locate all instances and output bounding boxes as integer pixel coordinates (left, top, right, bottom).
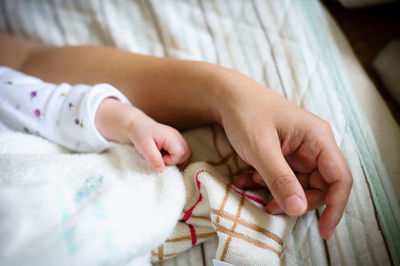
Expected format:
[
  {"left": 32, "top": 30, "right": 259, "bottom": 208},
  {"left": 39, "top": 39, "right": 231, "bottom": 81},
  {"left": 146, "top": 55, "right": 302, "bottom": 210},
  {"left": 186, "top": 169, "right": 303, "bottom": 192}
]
[{"left": 284, "top": 195, "right": 306, "bottom": 216}]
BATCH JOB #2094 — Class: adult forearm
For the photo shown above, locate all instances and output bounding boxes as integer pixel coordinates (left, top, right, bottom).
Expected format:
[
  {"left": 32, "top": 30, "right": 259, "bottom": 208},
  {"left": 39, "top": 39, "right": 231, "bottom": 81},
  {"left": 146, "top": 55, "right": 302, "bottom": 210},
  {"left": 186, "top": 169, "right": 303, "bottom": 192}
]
[
  {"left": 0, "top": 34, "right": 352, "bottom": 239},
  {"left": 18, "top": 45, "right": 225, "bottom": 128}
]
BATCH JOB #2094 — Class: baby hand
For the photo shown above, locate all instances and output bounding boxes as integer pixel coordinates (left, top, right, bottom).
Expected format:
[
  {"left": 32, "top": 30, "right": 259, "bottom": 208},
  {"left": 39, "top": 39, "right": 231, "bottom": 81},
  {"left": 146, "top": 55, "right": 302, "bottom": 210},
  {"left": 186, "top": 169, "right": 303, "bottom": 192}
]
[
  {"left": 126, "top": 112, "right": 192, "bottom": 172},
  {"left": 95, "top": 98, "right": 191, "bottom": 172}
]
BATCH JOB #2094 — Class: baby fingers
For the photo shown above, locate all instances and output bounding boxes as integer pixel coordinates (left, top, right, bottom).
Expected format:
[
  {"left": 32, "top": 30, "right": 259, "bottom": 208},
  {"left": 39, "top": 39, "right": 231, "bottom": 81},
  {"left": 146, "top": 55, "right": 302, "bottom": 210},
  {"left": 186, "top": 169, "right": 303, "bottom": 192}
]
[
  {"left": 134, "top": 137, "right": 166, "bottom": 173},
  {"left": 159, "top": 128, "right": 191, "bottom": 167}
]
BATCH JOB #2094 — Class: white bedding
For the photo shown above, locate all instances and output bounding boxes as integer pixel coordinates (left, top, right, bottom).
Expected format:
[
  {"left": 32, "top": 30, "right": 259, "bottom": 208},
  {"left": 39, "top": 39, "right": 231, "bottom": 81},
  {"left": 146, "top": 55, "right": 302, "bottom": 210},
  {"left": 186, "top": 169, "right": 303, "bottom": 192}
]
[
  {"left": 0, "top": 0, "right": 399, "bottom": 265},
  {"left": 0, "top": 132, "right": 186, "bottom": 266}
]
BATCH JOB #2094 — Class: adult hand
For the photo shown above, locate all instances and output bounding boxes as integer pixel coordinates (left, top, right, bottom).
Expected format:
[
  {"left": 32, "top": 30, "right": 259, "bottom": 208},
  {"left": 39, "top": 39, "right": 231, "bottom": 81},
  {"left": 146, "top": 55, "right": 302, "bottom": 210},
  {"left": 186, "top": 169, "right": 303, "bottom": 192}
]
[
  {"left": 216, "top": 70, "right": 353, "bottom": 240},
  {"left": 5, "top": 33, "right": 351, "bottom": 239}
]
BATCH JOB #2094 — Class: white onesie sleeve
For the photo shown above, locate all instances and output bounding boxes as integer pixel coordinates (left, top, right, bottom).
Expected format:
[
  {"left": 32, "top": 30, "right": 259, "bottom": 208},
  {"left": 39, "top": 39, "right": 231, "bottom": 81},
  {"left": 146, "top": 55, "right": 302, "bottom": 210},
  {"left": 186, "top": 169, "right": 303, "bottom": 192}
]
[{"left": 0, "top": 66, "right": 131, "bottom": 152}]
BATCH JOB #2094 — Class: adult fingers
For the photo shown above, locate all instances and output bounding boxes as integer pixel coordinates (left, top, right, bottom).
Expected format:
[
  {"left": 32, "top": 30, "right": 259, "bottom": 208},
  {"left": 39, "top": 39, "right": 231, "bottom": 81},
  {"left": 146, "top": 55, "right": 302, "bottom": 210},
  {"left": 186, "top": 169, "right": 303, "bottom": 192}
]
[
  {"left": 234, "top": 173, "right": 263, "bottom": 189},
  {"left": 297, "top": 173, "right": 309, "bottom": 189},
  {"left": 309, "top": 170, "right": 329, "bottom": 191},
  {"left": 236, "top": 172, "right": 309, "bottom": 191},
  {"left": 266, "top": 189, "right": 325, "bottom": 214},
  {"left": 234, "top": 171, "right": 268, "bottom": 190},
  {"left": 317, "top": 147, "right": 352, "bottom": 240},
  {"left": 253, "top": 132, "right": 307, "bottom": 217},
  {"left": 266, "top": 172, "right": 326, "bottom": 214},
  {"left": 252, "top": 172, "right": 267, "bottom": 187},
  {"left": 305, "top": 189, "right": 326, "bottom": 211}
]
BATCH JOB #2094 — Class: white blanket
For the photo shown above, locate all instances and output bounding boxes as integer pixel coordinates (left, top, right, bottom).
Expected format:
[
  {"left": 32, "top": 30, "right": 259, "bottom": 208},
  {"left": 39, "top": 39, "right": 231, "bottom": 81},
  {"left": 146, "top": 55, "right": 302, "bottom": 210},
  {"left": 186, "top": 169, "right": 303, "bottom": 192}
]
[{"left": 0, "top": 132, "right": 185, "bottom": 266}]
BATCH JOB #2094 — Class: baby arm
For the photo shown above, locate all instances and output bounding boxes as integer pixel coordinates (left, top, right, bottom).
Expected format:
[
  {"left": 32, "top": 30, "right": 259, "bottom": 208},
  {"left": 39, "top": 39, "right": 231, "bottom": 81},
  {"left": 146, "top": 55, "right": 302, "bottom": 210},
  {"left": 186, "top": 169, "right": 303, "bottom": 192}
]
[
  {"left": 0, "top": 67, "right": 131, "bottom": 152},
  {"left": 95, "top": 98, "right": 191, "bottom": 172}
]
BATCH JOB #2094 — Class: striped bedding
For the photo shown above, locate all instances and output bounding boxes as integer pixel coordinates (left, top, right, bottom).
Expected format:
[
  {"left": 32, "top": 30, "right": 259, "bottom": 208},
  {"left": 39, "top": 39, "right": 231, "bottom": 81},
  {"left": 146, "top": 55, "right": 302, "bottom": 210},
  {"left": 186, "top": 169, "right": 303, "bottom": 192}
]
[{"left": 0, "top": 0, "right": 399, "bottom": 265}]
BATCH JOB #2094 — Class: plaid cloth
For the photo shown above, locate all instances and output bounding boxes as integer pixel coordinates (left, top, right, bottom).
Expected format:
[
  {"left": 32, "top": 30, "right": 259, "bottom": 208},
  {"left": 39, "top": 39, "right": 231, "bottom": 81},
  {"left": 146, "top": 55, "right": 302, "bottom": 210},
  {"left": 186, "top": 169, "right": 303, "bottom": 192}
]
[
  {"left": 152, "top": 124, "right": 296, "bottom": 265},
  {"left": 152, "top": 162, "right": 296, "bottom": 265}
]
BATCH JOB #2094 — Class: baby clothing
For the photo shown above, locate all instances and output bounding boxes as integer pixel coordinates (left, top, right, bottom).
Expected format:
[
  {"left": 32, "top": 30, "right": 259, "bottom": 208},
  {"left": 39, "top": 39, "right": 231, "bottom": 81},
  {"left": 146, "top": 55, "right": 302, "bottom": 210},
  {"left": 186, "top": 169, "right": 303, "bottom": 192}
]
[{"left": 0, "top": 66, "right": 131, "bottom": 152}]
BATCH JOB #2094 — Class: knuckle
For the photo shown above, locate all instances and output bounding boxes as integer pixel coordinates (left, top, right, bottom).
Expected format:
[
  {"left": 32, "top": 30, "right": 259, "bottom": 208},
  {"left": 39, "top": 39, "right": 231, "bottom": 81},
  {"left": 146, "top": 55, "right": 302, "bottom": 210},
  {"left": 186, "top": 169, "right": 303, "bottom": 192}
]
[
  {"left": 319, "top": 119, "right": 333, "bottom": 134},
  {"left": 346, "top": 173, "right": 353, "bottom": 187},
  {"left": 337, "top": 161, "right": 353, "bottom": 188},
  {"left": 175, "top": 146, "right": 185, "bottom": 157},
  {"left": 167, "top": 126, "right": 180, "bottom": 136},
  {"left": 253, "top": 133, "right": 273, "bottom": 159},
  {"left": 313, "top": 119, "right": 335, "bottom": 147},
  {"left": 171, "top": 147, "right": 185, "bottom": 161}
]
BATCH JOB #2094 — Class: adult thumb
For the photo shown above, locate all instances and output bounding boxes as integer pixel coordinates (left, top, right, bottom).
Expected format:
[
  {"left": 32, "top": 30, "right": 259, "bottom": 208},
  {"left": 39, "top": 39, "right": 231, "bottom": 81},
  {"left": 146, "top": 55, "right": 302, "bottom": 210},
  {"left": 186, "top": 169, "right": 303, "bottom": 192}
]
[{"left": 254, "top": 133, "right": 307, "bottom": 217}]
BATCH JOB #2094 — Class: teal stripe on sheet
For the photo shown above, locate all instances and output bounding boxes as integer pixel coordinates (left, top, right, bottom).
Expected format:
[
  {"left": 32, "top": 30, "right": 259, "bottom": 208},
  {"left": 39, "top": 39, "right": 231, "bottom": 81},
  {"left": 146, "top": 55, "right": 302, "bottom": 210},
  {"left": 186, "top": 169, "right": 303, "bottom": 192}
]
[
  {"left": 290, "top": 0, "right": 379, "bottom": 264},
  {"left": 299, "top": 1, "right": 400, "bottom": 265}
]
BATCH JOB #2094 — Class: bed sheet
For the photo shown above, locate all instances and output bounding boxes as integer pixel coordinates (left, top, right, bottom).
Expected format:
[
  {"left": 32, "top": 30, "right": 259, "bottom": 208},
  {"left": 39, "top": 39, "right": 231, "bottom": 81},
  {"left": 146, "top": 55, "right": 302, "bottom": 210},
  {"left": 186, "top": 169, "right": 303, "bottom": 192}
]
[
  {"left": 0, "top": 0, "right": 398, "bottom": 265},
  {"left": 326, "top": 10, "right": 400, "bottom": 200}
]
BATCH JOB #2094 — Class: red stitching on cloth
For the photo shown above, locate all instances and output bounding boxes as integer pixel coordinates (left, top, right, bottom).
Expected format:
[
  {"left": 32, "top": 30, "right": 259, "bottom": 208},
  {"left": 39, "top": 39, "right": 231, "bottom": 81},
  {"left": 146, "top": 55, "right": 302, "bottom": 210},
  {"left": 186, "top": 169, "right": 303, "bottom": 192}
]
[
  {"left": 188, "top": 224, "right": 197, "bottom": 245},
  {"left": 178, "top": 220, "right": 198, "bottom": 246},
  {"left": 181, "top": 169, "right": 266, "bottom": 223},
  {"left": 231, "top": 186, "right": 266, "bottom": 206},
  {"left": 181, "top": 170, "right": 205, "bottom": 222},
  {"left": 179, "top": 169, "right": 267, "bottom": 247}
]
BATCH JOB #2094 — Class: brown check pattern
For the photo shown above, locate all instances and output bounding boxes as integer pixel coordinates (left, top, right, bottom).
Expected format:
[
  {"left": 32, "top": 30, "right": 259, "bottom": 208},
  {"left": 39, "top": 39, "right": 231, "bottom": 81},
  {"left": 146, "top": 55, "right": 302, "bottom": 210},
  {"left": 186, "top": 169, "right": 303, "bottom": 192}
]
[{"left": 151, "top": 126, "right": 295, "bottom": 265}]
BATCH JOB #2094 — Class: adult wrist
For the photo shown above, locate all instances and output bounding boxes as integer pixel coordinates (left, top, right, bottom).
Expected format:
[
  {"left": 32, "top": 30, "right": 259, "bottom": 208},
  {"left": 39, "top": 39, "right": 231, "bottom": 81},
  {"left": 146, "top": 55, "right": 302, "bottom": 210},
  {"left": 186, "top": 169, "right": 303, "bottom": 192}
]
[{"left": 209, "top": 67, "right": 265, "bottom": 126}]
